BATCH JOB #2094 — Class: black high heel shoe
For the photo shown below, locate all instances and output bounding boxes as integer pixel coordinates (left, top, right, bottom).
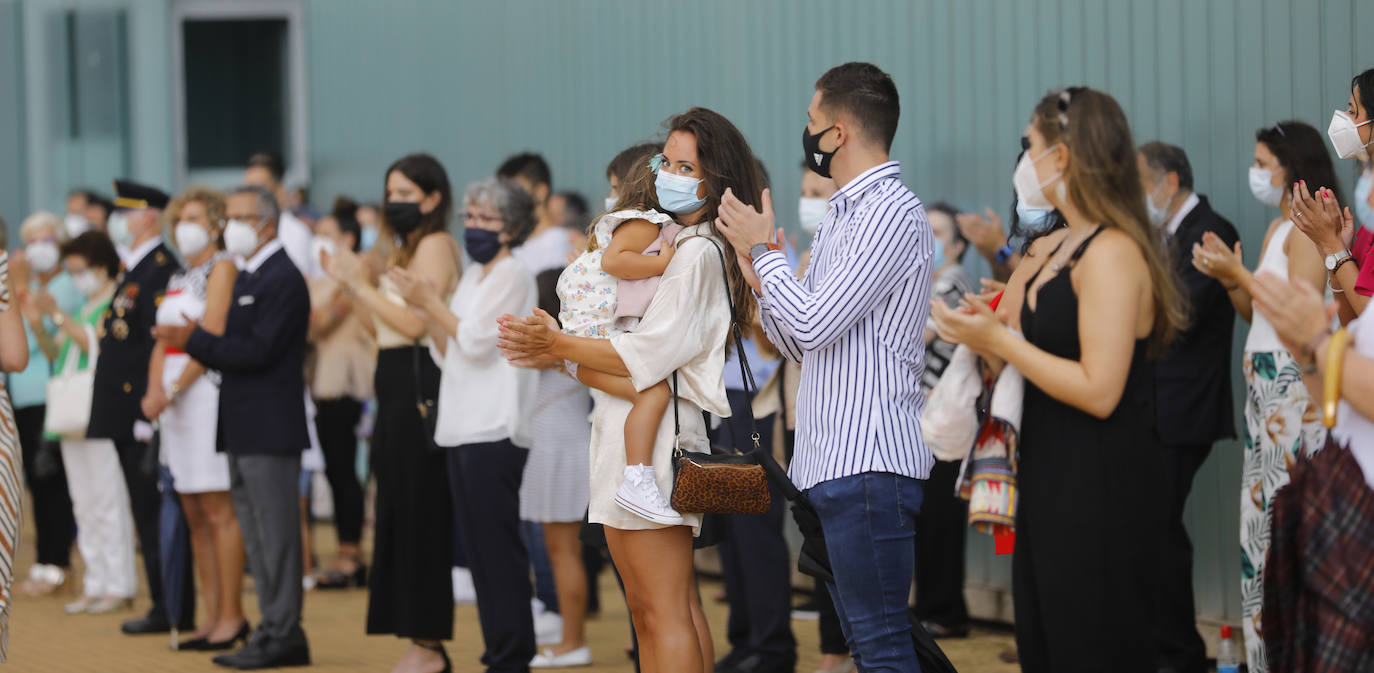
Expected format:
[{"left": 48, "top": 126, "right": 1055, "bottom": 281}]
[
  {"left": 315, "top": 563, "right": 368, "bottom": 590},
  {"left": 418, "top": 642, "right": 451, "bottom": 673},
  {"left": 176, "top": 635, "right": 209, "bottom": 651},
  {"left": 201, "top": 621, "right": 252, "bottom": 651}
]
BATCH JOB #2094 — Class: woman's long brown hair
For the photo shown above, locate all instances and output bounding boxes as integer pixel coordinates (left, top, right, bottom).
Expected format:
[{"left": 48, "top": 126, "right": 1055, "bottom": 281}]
[
  {"left": 663, "top": 107, "right": 763, "bottom": 335},
  {"left": 1031, "top": 88, "right": 1186, "bottom": 354}
]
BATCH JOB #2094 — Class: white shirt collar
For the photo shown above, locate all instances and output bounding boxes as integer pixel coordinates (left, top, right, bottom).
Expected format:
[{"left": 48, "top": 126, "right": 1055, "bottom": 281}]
[
  {"left": 124, "top": 237, "right": 161, "bottom": 270},
  {"left": 830, "top": 161, "right": 901, "bottom": 206},
  {"left": 1166, "top": 193, "right": 1200, "bottom": 237},
  {"left": 241, "top": 239, "right": 283, "bottom": 273}
]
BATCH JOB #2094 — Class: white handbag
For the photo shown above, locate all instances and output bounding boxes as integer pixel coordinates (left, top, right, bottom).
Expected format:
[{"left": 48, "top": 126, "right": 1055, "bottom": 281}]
[
  {"left": 920, "top": 344, "right": 982, "bottom": 461},
  {"left": 44, "top": 326, "right": 97, "bottom": 439}
]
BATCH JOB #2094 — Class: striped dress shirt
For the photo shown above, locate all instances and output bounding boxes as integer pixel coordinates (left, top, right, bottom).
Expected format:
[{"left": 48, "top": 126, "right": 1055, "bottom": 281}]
[{"left": 755, "top": 161, "right": 935, "bottom": 490}]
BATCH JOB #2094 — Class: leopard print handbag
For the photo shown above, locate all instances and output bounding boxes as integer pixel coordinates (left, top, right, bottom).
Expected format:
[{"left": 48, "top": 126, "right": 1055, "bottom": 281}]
[{"left": 668, "top": 237, "right": 770, "bottom": 516}]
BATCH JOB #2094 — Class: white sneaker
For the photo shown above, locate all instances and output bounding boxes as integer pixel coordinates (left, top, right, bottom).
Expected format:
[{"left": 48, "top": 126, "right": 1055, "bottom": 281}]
[
  {"left": 530, "top": 646, "right": 593, "bottom": 668},
  {"left": 84, "top": 596, "right": 132, "bottom": 614},
  {"left": 533, "top": 608, "right": 563, "bottom": 646},
  {"left": 614, "top": 465, "right": 684, "bottom": 525},
  {"left": 452, "top": 566, "right": 476, "bottom": 605}
]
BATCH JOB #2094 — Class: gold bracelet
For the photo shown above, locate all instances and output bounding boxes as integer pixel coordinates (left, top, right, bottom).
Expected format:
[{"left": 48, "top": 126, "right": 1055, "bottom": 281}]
[{"left": 1323, "top": 328, "right": 1351, "bottom": 429}]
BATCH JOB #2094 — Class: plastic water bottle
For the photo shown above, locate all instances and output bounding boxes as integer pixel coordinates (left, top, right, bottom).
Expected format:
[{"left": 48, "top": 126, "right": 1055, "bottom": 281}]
[{"left": 1217, "top": 625, "right": 1240, "bottom": 673}]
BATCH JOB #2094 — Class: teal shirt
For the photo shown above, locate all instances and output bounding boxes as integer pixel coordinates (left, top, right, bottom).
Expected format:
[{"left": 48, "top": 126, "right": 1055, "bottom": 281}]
[{"left": 7, "top": 273, "right": 85, "bottom": 409}]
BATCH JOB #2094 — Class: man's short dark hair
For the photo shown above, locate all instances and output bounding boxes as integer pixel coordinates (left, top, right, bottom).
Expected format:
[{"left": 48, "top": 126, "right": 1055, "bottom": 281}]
[
  {"left": 815, "top": 62, "right": 901, "bottom": 152},
  {"left": 1138, "top": 142, "right": 1194, "bottom": 191},
  {"left": 61, "top": 231, "right": 121, "bottom": 278},
  {"left": 497, "top": 152, "right": 552, "bottom": 191},
  {"left": 247, "top": 151, "right": 285, "bottom": 184},
  {"left": 555, "top": 191, "right": 589, "bottom": 218},
  {"left": 85, "top": 193, "right": 113, "bottom": 219}
]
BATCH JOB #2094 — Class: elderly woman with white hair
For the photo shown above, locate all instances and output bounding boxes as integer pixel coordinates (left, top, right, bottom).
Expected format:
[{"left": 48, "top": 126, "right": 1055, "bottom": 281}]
[
  {"left": 391, "top": 177, "right": 540, "bottom": 673},
  {"left": 10, "top": 211, "right": 83, "bottom": 597}
]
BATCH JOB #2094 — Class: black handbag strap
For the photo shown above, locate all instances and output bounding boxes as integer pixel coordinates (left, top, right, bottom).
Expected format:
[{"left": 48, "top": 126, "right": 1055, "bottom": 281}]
[{"left": 671, "top": 236, "right": 759, "bottom": 455}]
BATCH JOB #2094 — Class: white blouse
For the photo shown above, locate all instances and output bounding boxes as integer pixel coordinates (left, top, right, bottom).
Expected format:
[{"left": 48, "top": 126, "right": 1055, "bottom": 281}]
[
  {"left": 1335, "top": 313, "right": 1374, "bottom": 490},
  {"left": 434, "top": 256, "right": 540, "bottom": 448},
  {"left": 609, "top": 226, "right": 732, "bottom": 418}
]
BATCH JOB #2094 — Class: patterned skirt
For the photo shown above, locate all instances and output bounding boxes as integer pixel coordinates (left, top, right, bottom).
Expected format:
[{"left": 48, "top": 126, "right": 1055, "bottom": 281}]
[{"left": 1240, "top": 350, "right": 1327, "bottom": 673}]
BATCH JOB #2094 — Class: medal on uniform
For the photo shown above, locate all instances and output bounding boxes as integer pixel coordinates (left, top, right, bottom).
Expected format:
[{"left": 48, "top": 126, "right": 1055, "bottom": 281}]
[{"left": 112, "top": 318, "right": 129, "bottom": 340}]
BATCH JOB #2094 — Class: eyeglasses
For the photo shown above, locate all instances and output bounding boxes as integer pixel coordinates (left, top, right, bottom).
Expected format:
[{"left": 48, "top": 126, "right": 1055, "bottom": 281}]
[
  {"left": 228, "top": 214, "right": 265, "bottom": 223},
  {"left": 463, "top": 211, "right": 504, "bottom": 224}
]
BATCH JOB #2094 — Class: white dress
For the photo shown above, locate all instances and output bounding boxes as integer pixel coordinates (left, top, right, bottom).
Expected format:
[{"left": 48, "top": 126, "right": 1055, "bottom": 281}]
[{"left": 157, "top": 254, "right": 230, "bottom": 494}]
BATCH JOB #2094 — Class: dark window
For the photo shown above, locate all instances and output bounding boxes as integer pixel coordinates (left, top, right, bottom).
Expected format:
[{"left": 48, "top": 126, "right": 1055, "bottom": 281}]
[{"left": 183, "top": 19, "right": 286, "bottom": 169}]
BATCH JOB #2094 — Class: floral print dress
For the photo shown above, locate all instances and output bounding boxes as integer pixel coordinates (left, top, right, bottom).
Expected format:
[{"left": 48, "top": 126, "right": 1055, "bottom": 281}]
[
  {"left": 556, "top": 208, "right": 676, "bottom": 339},
  {"left": 1237, "top": 221, "right": 1327, "bottom": 673}
]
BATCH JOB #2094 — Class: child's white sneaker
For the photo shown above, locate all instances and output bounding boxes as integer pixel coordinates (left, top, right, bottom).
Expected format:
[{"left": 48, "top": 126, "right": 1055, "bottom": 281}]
[{"left": 614, "top": 465, "right": 684, "bottom": 525}]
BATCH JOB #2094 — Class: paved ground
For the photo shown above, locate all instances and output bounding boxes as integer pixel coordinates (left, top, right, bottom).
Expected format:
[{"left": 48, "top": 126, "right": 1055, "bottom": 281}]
[{"left": 4, "top": 523, "right": 1020, "bottom": 672}]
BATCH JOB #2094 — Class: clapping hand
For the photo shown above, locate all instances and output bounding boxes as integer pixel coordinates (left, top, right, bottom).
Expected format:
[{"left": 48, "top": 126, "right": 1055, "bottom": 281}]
[
  {"left": 716, "top": 187, "right": 779, "bottom": 253},
  {"left": 322, "top": 246, "right": 368, "bottom": 287},
  {"left": 387, "top": 267, "right": 439, "bottom": 311},
  {"left": 1290, "top": 180, "right": 1353, "bottom": 254},
  {"left": 957, "top": 208, "right": 1009, "bottom": 259},
  {"left": 1192, "top": 232, "right": 1246, "bottom": 286},
  {"left": 496, "top": 309, "right": 562, "bottom": 369},
  {"left": 930, "top": 292, "right": 1007, "bottom": 355}
]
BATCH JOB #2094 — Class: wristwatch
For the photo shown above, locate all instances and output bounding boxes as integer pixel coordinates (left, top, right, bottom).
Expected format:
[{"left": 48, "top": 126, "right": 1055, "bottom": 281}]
[
  {"left": 749, "top": 242, "right": 780, "bottom": 261},
  {"left": 168, "top": 382, "right": 182, "bottom": 401},
  {"left": 1325, "top": 249, "right": 1353, "bottom": 272},
  {"left": 49, "top": 312, "right": 64, "bottom": 327}
]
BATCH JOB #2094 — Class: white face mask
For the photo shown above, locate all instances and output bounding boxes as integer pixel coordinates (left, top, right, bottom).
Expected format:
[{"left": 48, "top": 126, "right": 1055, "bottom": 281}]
[
  {"left": 71, "top": 270, "right": 103, "bottom": 297},
  {"left": 25, "top": 241, "right": 59, "bottom": 274},
  {"left": 797, "top": 197, "right": 829, "bottom": 233},
  {"left": 1327, "top": 110, "right": 1374, "bottom": 159},
  {"left": 174, "top": 221, "right": 212, "bottom": 257},
  {"left": 310, "top": 235, "right": 337, "bottom": 262},
  {"left": 604, "top": 196, "right": 617, "bottom": 212},
  {"left": 1248, "top": 166, "right": 1284, "bottom": 208},
  {"left": 107, "top": 212, "right": 132, "bottom": 246},
  {"left": 1013, "top": 145, "right": 1064, "bottom": 210},
  {"left": 63, "top": 214, "right": 90, "bottom": 239},
  {"left": 1145, "top": 180, "right": 1170, "bottom": 227},
  {"left": 223, "top": 218, "right": 262, "bottom": 258}
]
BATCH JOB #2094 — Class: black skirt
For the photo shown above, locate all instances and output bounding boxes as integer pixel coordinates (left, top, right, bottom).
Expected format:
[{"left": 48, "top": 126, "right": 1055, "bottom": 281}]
[{"left": 366, "top": 346, "right": 454, "bottom": 640}]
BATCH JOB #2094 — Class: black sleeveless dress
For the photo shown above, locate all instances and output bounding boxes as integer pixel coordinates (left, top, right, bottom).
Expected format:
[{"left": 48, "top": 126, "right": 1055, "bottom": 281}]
[{"left": 1013, "top": 228, "right": 1165, "bottom": 672}]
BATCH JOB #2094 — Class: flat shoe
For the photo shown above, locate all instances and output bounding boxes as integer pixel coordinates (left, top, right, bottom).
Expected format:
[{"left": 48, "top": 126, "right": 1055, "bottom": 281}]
[{"left": 531, "top": 646, "right": 593, "bottom": 668}]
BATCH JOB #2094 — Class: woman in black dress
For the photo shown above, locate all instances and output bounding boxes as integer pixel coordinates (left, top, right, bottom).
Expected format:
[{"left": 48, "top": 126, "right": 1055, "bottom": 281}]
[
  {"left": 324, "top": 154, "right": 464, "bottom": 673},
  {"left": 933, "top": 87, "right": 1186, "bottom": 672}
]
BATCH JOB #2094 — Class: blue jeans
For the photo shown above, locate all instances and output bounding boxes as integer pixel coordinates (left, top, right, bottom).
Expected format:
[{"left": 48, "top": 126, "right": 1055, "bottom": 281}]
[{"left": 809, "top": 472, "right": 924, "bottom": 673}]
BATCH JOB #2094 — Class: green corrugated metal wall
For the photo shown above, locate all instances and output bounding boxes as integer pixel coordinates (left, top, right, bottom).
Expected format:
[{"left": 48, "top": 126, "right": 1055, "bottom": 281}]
[{"left": 7, "top": 0, "right": 1374, "bottom": 622}]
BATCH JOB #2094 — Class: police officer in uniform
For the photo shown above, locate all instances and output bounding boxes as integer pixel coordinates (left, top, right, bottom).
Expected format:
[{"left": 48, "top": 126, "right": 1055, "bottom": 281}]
[{"left": 88, "top": 180, "right": 194, "bottom": 635}]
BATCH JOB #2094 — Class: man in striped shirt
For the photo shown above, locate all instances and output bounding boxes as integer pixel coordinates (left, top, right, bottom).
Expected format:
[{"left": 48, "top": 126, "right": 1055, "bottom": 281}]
[{"left": 718, "top": 62, "right": 934, "bottom": 673}]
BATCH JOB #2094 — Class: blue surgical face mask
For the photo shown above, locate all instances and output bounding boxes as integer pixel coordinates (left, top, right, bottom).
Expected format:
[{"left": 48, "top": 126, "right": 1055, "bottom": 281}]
[
  {"left": 1355, "top": 169, "right": 1374, "bottom": 230},
  {"left": 1015, "top": 202, "right": 1052, "bottom": 232},
  {"left": 360, "top": 227, "right": 379, "bottom": 251},
  {"left": 655, "top": 169, "right": 707, "bottom": 215},
  {"left": 931, "top": 239, "right": 946, "bottom": 270}
]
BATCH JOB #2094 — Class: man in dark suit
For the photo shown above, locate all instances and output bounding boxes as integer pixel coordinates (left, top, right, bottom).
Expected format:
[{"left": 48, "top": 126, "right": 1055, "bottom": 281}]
[
  {"left": 1139, "top": 143, "right": 1240, "bottom": 673},
  {"left": 89, "top": 180, "right": 195, "bottom": 635},
  {"left": 156, "top": 184, "right": 311, "bottom": 669}
]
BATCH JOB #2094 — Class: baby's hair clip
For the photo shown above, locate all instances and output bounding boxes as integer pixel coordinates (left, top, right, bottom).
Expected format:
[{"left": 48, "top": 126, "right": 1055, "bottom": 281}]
[{"left": 649, "top": 153, "right": 665, "bottom": 173}]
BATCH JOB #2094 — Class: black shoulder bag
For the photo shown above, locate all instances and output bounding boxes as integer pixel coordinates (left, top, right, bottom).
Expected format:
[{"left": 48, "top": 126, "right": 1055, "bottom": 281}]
[{"left": 667, "top": 237, "right": 771, "bottom": 516}]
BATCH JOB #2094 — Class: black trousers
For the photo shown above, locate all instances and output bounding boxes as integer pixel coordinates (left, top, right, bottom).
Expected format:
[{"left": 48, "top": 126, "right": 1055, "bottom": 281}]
[
  {"left": 115, "top": 438, "right": 194, "bottom": 625},
  {"left": 814, "top": 578, "right": 849, "bottom": 655},
  {"left": 913, "top": 459, "right": 970, "bottom": 628},
  {"left": 15, "top": 405, "right": 75, "bottom": 567},
  {"left": 314, "top": 397, "right": 364, "bottom": 545},
  {"left": 1155, "top": 443, "right": 1212, "bottom": 673},
  {"left": 448, "top": 440, "right": 535, "bottom": 673},
  {"left": 714, "top": 391, "right": 797, "bottom": 662}
]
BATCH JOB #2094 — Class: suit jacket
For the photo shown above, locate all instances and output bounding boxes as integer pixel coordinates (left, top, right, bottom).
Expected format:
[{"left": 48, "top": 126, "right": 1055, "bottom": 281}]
[
  {"left": 1156, "top": 195, "right": 1239, "bottom": 447},
  {"left": 185, "top": 246, "right": 309, "bottom": 455},
  {"left": 88, "top": 243, "right": 179, "bottom": 442}
]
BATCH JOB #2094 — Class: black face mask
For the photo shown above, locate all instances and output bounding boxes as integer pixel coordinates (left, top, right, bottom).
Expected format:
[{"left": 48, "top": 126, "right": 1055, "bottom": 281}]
[
  {"left": 384, "top": 202, "right": 423, "bottom": 235},
  {"left": 802, "top": 124, "right": 837, "bottom": 178}
]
